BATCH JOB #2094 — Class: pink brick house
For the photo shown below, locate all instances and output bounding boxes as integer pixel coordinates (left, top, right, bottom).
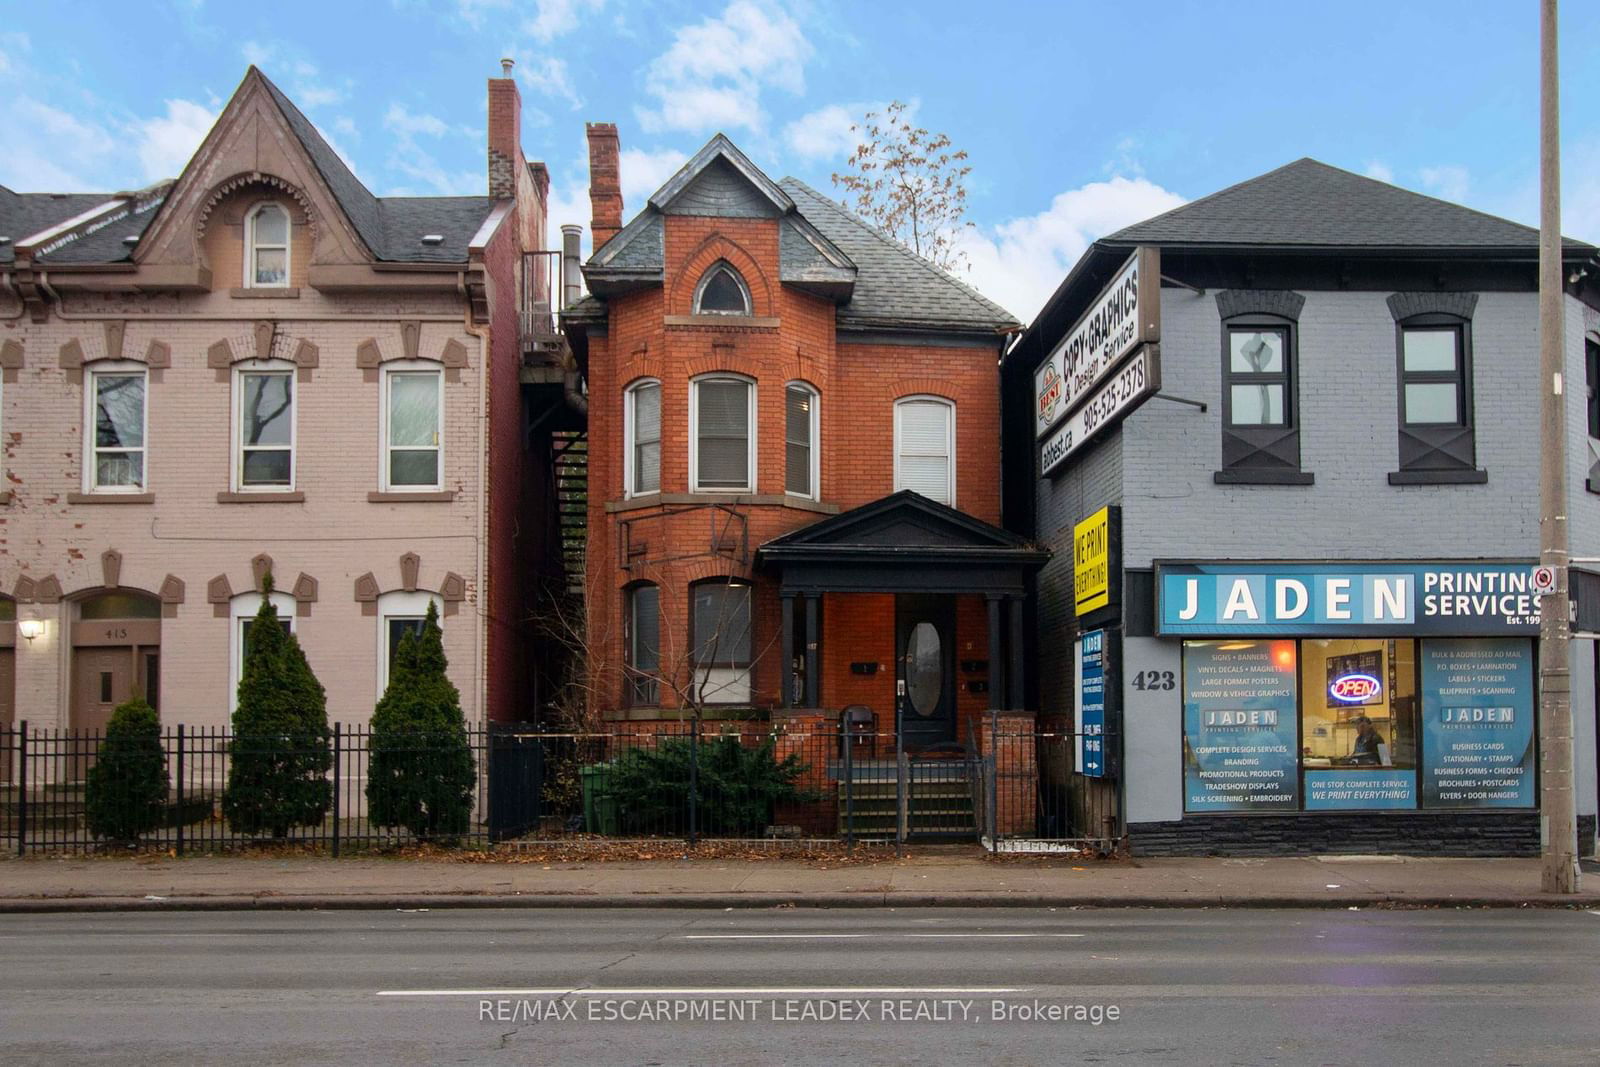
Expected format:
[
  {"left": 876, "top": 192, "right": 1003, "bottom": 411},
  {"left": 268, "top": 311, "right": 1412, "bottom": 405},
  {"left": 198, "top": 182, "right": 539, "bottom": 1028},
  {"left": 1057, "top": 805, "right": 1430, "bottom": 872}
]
[{"left": 0, "top": 64, "right": 560, "bottom": 732}]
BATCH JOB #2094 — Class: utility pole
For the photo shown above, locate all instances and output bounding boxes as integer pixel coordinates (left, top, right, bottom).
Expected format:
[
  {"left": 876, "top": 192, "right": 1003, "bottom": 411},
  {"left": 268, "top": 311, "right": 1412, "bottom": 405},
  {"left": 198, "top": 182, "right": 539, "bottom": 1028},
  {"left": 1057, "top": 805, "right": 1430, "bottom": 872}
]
[{"left": 1538, "top": 0, "right": 1580, "bottom": 894}]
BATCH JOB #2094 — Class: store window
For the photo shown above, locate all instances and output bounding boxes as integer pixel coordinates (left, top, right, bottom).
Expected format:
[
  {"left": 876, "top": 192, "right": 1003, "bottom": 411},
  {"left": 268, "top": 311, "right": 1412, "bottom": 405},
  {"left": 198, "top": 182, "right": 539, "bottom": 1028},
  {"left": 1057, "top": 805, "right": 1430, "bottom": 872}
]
[
  {"left": 1181, "top": 635, "right": 1536, "bottom": 814},
  {"left": 1217, "top": 315, "right": 1306, "bottom": 482},
  {"left": 690, "top": 578, "right": 752, "bottom": 704}
]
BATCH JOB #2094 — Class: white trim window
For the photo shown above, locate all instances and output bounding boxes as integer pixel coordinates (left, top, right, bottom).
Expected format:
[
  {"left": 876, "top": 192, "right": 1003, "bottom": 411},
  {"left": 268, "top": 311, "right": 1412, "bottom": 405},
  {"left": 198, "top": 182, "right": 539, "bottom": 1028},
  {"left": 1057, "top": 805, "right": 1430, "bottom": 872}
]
[
  {"left": 784, "top": 382, "right": 819, "bottom": 499},
  {"left": 693, "top": 262, "right": 752, "bottom": 316},
  {"left": 85, "top": 362, "right": 148, "bottom": 492},
  {"left": 624, "top": 379, "right": 661, "bottom": 497},
  {"left": 382, "top": 363, "right": 443, "bottom": 490},
  {"left": 229, "top": 591, "right": 295, "bottom": 712},
  {"left": 376, "top": 590, "right": 444, "bottom": 695},
  {"left": 690, "top": 578, "right": 753, "bottom": 705},
  {"left": 233, "top": 360, "right": 296, "bottom": 491},
  {"left": 894, "top": 396, "right": 955, "bottom": 505},
  {"left": 244, "top": 202, "right": 290, "bottom": 288},
  {"left": 690, "top": 374, "right": 756, "bottom": 493}
]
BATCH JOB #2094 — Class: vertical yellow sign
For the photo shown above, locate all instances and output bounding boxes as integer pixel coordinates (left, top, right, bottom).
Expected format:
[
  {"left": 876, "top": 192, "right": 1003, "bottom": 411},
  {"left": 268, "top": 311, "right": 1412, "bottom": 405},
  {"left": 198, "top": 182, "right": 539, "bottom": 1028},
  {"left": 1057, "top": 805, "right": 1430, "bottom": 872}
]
[{"left": 1074, "top": 507, "right": 1110, "bottom": 615}]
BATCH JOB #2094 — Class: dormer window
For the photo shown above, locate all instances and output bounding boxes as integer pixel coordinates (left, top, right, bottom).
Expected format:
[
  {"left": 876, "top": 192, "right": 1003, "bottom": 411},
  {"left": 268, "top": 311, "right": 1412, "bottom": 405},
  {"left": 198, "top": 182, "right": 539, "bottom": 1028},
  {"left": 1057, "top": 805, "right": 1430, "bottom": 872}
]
[
  {"left": 245, "top": 203, "right": 290, "bottom": 288},
  {"left": 693, "top": 263, "right": 751, "bottom": 316}
]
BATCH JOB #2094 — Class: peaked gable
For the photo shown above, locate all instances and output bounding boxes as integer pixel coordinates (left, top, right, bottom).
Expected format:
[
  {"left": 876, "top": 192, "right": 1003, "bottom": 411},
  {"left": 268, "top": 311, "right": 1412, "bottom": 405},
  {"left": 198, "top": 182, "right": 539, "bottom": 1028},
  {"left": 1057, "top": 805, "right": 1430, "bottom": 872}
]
[
  {"left": 648, "top": 133, "right": 793, "bottom": 217},
  {"left": 762, "top": 491, "right": 1033, "bottom": 553}
]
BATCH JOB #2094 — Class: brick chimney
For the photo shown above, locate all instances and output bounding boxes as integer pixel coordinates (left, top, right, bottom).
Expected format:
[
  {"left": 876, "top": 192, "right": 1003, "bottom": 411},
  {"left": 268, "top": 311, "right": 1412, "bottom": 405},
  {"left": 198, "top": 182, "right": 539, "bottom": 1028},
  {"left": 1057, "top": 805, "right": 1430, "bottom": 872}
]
[
  {"left": 587, "top": 122, "right": 623, "bottom": 248},
  {"left": 488, "top": 58, "right": 521, "bottom": 200}
]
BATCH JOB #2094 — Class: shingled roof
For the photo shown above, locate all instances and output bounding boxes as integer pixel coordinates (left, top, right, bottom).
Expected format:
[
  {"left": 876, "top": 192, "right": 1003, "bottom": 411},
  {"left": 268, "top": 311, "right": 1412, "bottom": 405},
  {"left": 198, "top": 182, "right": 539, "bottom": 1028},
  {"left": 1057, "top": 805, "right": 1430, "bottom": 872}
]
[
  {"left": 3, "top": 69, "right": 494, "bottom": 268},
  {"left": 1104, "top": 157, "right": 1595, "bottom": 253},
  {"left": 578, "top": 133, "right": 1016, "bottom": 337}
]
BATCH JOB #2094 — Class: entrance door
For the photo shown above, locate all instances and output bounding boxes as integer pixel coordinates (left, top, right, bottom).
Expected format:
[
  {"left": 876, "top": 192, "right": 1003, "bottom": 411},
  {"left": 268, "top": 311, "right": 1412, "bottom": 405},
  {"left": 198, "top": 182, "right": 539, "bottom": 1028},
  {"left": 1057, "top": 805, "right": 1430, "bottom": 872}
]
[
  {"left": 70, "top": 647, "right": 136, "bottom": 779},
  {"left": 895, "top": 594, "right": 957, "bottom": 752}
]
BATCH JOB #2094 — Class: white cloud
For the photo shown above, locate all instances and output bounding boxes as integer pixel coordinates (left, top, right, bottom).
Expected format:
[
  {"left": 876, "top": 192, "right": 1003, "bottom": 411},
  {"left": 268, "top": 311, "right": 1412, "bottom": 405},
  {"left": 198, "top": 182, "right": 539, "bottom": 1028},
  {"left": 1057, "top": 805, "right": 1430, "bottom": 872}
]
[
  {"left": 956, "top": 175, "right": 1188, "bottom": 322},
  {"left": 241, "top": 40, "right": 344, "bottom": 110},
  {"left": 0, "top": 97, "right": 117, "bottom": 191},
  {"left": 380, "top": 103, "right": 473, "bottom": 194},
  {"left": 638, "top": 0, "right": 812, "bottom": 134},
  {"left": 783, "top": 104, "right": 866, "bottom": 161},
  {"left": 454, "top": 0, "right": 511, "bottom": 29},
  {"left": 134, "top": 99, "right": 216, "bottom": 183},
  {"left": 0, "top": 31, "right": 27, "bottom": 75},
  {"left": 1419, "top": 164, "right": 1470, "bottom": 203},
  {"left": 515, "top": 56, "right": 582, "bottom": 110},
  {"left": 544, "top": 180, "right": 592, "bottom": 264},
  {"left": 620, "top": 147, "right": 689, "bottom": 202},
  {"left": 522, "top": 0, "right": 605, "bottom": 42},
  {"left": 385, "top": 103, "right": 450, "bottom": 138},
  {"left": 1364, "top": 161, "right": 1395, "bottom": 184}
]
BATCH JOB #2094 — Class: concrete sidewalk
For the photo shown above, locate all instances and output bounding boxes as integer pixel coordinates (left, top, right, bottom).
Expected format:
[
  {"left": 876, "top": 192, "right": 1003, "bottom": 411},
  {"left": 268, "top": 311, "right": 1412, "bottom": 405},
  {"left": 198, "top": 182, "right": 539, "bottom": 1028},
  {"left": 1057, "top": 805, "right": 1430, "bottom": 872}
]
[{"left": 3, "top": 851, "right": 1599, "bottom": 912}]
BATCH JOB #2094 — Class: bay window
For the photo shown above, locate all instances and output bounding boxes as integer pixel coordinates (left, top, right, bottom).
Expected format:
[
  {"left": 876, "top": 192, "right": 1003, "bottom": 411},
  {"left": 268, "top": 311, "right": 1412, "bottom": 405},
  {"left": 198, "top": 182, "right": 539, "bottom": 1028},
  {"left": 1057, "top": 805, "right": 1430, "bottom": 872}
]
[
  {"left": 691, "top": 375, "right": 755, "bottom": 493},
  {"left": 625, "top": 379, "right": 661, "bottom": 496},
  {"left": 785, "top": 382, "right": 818, "bottom": 498}
]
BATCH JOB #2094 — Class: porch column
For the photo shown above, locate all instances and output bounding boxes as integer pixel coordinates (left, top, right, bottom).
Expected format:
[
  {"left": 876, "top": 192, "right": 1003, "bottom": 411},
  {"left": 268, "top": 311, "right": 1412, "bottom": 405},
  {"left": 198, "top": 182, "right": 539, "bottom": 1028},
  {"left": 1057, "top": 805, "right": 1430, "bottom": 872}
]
[
  {"left": 803, "top": 594, "right": 820, "bottom": 709},
  {"left": 1007, "top": 595, "right": 1026, "bottom": 711},
  {"left": 780, "top": 592, "right": 796, "bottom": 708},
  {"left": 986, "top": 593, "right": 1004, "bottom": 713}
]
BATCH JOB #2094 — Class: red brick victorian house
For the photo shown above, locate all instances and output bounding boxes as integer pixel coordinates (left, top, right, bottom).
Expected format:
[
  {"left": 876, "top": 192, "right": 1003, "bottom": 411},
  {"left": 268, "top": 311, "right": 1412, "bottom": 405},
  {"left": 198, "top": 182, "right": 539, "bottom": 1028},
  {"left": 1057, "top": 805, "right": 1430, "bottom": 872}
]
[{"left": 561, "top": 128, "right": 1045, "bottom": 787}]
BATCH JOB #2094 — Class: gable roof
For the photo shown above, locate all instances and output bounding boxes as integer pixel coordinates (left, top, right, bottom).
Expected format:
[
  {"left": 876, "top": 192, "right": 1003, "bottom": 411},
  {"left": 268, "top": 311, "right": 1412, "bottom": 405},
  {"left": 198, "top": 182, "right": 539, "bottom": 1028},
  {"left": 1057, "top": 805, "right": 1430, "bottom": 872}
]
[
  {"left": 580, "top": 133, "right": 1016, "bottom": 337},
  {"left": 4, "top": 68, "right": 494, "bottom": 268},
  {"left": 1104, "top": 157, "right": 1595, "bottom": 253}
]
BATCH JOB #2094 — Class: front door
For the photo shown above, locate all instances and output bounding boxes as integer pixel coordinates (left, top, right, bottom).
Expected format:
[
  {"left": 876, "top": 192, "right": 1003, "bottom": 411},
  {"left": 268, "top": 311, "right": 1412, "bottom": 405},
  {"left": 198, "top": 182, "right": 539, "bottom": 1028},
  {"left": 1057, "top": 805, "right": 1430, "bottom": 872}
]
[
  {"left": 895, "top": 594, "right": 956, "bottom": 752},
  {"left": 70, "top": 647, "right": 137, "bottom": 779}
]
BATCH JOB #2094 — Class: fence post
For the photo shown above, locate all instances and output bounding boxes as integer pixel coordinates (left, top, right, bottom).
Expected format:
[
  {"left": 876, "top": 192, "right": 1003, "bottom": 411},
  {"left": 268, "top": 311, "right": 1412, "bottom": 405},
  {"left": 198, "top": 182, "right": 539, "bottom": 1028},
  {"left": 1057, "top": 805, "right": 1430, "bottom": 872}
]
[
  {"left": 688, "top": 718, "right": 699, "bottom": 847},
  {"left": 15, "top": 722, "right": 26, "bottom": 858},
  {"left": 895, "top": 698, "right": 906, "bottom": 858},
  {"left": 331, "top": 723, "right": 342, "bottom": 858},
  {"left": 842, "top": 715, "right": 854, "bottom": 851},
  {"left": 175, "top": 724, "right": 185, "bottom": 857},
  {"left": 989, "top": 711, "right": 999, "bottom": 849}
]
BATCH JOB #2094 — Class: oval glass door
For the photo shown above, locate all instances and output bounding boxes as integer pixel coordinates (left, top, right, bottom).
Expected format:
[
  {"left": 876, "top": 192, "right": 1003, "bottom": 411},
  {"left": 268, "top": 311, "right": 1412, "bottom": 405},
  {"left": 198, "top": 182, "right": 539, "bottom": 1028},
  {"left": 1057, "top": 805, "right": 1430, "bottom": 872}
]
[{"left": 905, "top": 621, "right": 942, "bottom": 717}]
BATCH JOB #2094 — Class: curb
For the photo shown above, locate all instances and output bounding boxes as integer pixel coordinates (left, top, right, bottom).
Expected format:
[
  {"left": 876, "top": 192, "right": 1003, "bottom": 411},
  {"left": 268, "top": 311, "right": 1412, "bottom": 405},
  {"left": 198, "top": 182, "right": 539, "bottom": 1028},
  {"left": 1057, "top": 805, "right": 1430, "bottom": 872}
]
[{"left": 4, "top": 892, "right": 1599, "bottom": 913}]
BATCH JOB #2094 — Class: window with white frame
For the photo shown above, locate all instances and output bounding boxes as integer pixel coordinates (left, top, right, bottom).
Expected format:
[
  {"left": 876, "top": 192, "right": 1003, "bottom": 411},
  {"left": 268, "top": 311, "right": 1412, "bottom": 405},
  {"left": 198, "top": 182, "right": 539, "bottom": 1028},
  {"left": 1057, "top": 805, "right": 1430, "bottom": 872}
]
[
  {"left": 85, "top": 363, "right": 148, "bottom": 492},
  {"left": 375, "top": 590, "right": 444, "bottom": 695},
  {"left": 690, "top": 578, "right": 752, "bottom": 704},
  {"left": 691, "top": 375, "right": 756, "bottom": 492},
  {"left": 245, "top": 202, "right": 290, "bottom": 288},
  {"left": 625, "top": 379, "right": 661, "bottom": 496},
  {"left": 383, "top": 365, "right": 443, "bottom": 490},
  {"left": 894, "top": 396, "right": 955, "bottom": 505},
  {"left": 229, "top": 591, "right": 295, "bottom": 712},
  {"left": 784, "top": 382, "right": 818, "bottom": 498},
  {"left": 693, "top": 262, "right": 752, "bottom": 316},
  {"left": 234, "top": 361, "right": 295, "bottom": 491}
]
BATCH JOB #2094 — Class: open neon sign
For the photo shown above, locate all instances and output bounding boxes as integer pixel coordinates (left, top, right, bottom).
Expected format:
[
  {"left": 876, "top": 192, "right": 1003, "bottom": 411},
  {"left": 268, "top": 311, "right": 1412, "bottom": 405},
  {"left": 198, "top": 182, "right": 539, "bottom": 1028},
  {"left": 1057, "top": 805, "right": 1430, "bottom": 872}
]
[{"left": 1329, "top": 673, "right": 1381, "bottom": 703}]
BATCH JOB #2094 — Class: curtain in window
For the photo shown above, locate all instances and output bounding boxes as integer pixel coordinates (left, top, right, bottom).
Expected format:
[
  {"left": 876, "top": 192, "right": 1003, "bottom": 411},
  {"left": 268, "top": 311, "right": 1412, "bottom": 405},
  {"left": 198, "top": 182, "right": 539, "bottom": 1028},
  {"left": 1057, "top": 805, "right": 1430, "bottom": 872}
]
[
  {"left": 696, "top": 379, "right": 750, "bottom": 489},
  {"left": 897, "top": 400, "right": 952, "bottom": 503},
  {"left": 388, "top": 372, "right": 441, "bottom": 486}
]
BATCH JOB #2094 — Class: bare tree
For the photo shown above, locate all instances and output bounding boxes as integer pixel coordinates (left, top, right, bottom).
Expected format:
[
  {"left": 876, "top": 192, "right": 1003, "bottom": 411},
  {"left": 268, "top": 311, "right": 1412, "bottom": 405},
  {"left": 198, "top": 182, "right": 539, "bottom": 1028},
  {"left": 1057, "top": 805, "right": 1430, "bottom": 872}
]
[{"left": 832, "top": 100, "right": 974, "bottom": 272}]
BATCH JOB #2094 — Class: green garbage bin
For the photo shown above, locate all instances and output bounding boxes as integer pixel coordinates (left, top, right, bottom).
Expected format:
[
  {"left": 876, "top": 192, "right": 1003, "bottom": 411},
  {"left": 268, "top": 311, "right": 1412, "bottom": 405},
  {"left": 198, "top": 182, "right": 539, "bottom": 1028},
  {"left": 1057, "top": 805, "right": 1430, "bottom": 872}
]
[{"left": 580, "top": 763, "right": 620, "bottom": 835}]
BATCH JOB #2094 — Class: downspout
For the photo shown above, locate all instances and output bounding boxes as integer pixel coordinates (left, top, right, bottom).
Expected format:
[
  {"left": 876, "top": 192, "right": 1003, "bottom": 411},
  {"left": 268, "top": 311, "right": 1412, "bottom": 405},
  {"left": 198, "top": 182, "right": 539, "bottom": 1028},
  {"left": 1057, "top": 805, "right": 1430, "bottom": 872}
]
[
  {"left": 560, "top": 223, "right": 588, "bottom": 415},
  {"left": 0, "top": 270, "right": 25, "bottom": 321},
  {"left": 460, "top": 267, "right": 493, "bottom": 729}
]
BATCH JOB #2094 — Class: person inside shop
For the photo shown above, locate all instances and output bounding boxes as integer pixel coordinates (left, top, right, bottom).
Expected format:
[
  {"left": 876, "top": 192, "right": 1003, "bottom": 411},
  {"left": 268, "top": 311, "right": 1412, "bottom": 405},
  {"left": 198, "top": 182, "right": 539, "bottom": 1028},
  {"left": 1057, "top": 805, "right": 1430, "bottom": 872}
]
[{"left": 1346, "top": 715, "right": 1385, "bottom": 766}]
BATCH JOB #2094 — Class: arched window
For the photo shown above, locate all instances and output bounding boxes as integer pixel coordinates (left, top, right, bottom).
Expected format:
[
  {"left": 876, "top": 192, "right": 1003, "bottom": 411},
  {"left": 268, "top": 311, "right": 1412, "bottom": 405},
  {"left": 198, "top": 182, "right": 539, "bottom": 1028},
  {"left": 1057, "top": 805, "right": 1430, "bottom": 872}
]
[
  {"left": 690, "top": 578, "right": 752, "bottom": 705},
  {"left": 693, "top": 263, "right": 751, "bottom": 316},
  {"left": 375, "top": 589, "right": 444, "bottom": 696},
  {"left": 690, "top": 374, "right": 756, "bottom": 492},
  {"left": 229, "top": 590, "right": 295, "bottom": 712},
  {"left": 625, "top": 583, "right": 660, "bottom": 706},
  {"left": 245, "top": 203, "right": 290, "bottom": 288},
  {"left": 784, "top": 382, "right": 819, "bottom": 499},
  {"left": 894, "top": 396, "right": 955, "bottom": 505},
  {"left": 624, "top": 379, "right": 661, "bottom": 497}
]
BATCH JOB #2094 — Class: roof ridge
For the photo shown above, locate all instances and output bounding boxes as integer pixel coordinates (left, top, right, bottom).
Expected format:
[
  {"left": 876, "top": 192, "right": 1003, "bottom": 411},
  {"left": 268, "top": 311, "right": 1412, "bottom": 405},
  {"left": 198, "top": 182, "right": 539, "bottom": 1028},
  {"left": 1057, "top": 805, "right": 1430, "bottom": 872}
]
[
  {"left": 1297, "top": 157, "right": 1542, "bottom": 239},
  {"left": 1101, "top": 159, "right": 1315, "bottom": 242},
  {"left": 779, "top": 176, "right": 1015, "bottom": 324}
]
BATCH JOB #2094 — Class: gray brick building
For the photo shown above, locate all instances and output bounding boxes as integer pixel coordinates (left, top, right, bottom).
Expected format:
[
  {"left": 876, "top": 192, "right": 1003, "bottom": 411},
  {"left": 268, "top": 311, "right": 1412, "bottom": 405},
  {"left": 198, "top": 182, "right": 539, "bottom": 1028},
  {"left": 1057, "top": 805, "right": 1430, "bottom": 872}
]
[{"left": 1002, "top": 159, "right": 1600, "bottom": 855}]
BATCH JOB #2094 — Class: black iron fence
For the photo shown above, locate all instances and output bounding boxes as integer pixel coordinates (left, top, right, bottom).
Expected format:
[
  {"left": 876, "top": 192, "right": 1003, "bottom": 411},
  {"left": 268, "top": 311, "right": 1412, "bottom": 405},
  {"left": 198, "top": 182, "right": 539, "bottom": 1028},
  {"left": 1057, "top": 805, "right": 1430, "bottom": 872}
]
[
  {"left": 1, "top": 723, "right": 491, "bottom": 855},
  {"left": 0, "top": 720, "right": 1121, "bottom": 854}
]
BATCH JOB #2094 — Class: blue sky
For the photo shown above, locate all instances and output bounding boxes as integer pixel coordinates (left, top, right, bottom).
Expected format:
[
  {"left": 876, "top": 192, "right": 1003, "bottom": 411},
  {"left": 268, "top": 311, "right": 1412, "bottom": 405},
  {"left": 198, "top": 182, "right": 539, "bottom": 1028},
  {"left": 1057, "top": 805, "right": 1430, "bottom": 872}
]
[{"left": 4, "top": 0, "right": 1598, "bottom": 319}]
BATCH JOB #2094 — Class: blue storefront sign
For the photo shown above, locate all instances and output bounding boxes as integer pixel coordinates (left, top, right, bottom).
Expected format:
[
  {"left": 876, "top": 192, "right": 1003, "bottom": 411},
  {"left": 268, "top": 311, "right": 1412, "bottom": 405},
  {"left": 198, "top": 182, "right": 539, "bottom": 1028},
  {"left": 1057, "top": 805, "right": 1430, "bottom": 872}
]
[
  {"left": 1305, "top": 769, "right": 1418, "bottom": 810},
  {"left": 1158, "top": 562, "right": 1540, "bottom": 636},
  {"left": 1076, "top": 630, "right": 1106, "bottom": 777},
  {"left": 1182, "top": 641, "right": 1299, "bottom": 812},
  {"left": 1420, "top": 639, "right": 1536, "bottom": 808}
]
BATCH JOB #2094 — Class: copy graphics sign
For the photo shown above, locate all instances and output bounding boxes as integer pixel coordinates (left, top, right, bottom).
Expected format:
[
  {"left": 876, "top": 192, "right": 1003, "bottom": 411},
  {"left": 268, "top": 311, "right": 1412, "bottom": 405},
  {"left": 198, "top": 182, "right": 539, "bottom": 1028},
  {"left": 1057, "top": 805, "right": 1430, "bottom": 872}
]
[
  {"left": 1040, "top": 346, "right": 1161, "bottom": 476},
  {"left": 1076, "top": 629, "right": 1107, "bottom": 777},
  {"left": 1157, "top": 562, "right": 1541, "bottom": 637},
  {"left": 1420, "top": 638, "right": 1536, "bottom": 808},
  {"left": 1033, "top": 247, "right": 1161, "bottom": 438},
  {"left": 1182, "top": 640, "right": 1299, "bottom": 812}
]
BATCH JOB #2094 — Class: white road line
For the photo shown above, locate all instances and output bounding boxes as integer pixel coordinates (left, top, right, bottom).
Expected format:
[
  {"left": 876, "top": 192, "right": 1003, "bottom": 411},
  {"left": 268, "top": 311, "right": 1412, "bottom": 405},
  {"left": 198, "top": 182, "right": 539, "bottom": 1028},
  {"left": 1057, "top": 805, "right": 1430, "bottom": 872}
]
[
  {"left": 904, "top": 933, "right": 1086, "bottom": 939},
  {"left": 378, "top": 987, "right": 1027, "bottom": 998},
  {"left": 684, "top": 934, "right": 869, "bottom": 940}
]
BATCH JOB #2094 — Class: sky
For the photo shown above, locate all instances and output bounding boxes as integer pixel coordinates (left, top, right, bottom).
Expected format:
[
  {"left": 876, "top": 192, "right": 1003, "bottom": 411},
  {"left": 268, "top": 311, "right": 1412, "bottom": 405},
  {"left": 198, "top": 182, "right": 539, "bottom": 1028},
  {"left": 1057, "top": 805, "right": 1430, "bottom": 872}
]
[{"left": 3, "top": 0, "right": 1599, "bottom": 321}]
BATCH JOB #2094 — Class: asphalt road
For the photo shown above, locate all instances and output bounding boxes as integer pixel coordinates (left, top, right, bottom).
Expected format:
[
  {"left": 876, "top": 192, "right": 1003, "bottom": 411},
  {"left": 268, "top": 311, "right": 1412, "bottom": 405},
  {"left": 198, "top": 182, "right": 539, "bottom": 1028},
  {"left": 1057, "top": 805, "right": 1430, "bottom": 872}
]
[{"left": 2, "top": 907, "right": 1598, "bottom": 1065}]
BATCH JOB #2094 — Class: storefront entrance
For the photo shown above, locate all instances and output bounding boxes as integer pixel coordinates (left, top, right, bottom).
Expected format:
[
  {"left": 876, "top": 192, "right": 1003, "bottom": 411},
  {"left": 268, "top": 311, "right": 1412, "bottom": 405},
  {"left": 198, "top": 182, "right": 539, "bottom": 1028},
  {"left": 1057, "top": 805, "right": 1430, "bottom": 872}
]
[{"left": 897, "top": 594, "right": 956, "bottom": 752}]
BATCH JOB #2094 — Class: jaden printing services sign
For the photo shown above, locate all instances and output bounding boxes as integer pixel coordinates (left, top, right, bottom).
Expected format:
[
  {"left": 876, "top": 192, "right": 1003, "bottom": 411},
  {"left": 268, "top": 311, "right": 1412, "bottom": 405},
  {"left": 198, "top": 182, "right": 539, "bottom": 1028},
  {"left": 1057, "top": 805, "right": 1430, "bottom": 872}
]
[
  {"left": 1157, "top": 562, "right": 1542, "bottom": 637},
  {"left": 1033, "top": 247, "right": 1161, "bottom": 439}
]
